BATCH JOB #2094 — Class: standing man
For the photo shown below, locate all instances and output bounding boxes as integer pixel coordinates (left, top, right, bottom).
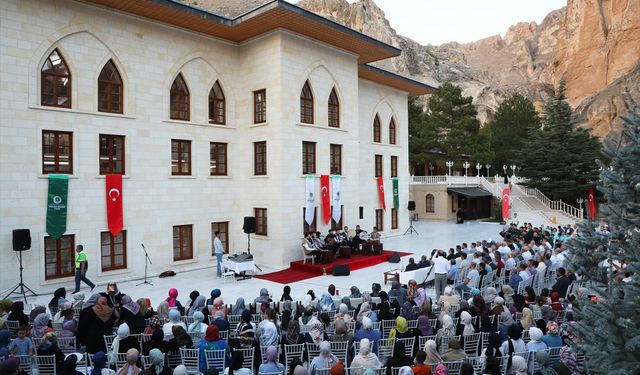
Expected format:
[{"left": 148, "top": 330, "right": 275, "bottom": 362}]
[
  {"left": 72, "top": 245, "right": 95, "bottom": 294},
  {"left": 432, "top": 250, "right": 450, "bottom": 300},
  {"left": 214, "top": 231, "right": 224, "bottom": 277}
]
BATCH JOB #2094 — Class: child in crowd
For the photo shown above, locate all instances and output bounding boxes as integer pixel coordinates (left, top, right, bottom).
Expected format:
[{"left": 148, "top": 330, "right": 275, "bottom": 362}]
[
  {"left": 412, "top": 350, "right": 431, "bottom": 375},
  {"left": 9, "top": 326, "right": 35, "bottom": 356}
]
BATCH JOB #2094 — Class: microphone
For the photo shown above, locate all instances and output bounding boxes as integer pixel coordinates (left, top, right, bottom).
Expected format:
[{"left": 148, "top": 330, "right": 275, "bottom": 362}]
[{"left": 141, "top": 243, "right": 145, "bottom": 249}]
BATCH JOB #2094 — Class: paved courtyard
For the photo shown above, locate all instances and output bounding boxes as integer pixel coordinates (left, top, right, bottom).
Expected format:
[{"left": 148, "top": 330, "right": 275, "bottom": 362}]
[{"left": 18, "top": 220, "right": 502, "bottom": 309}]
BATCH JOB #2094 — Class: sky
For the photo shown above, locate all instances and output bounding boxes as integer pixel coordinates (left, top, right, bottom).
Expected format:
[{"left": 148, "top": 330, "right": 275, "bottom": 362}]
[{"left": 347, "top": 0, "right": 567, "bottom": 45}]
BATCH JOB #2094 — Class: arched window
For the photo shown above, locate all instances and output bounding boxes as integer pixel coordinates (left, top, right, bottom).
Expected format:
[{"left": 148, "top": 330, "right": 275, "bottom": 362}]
[
  {"left": 389, "top": 118, "right": 396, "bottom": 145},
  {"left": 98, "top": 59, "right": 123, "bottom": 114},
  {"left": 209, "top": 81, "right": 225, "bottom": 125},
  {"left": 300, "top": 80, "right": 313, "bottom": 123},
  {"left": 41, "top": 49, "right": 71, "bottom": 108},
  {"left": 328, "top": 88, "right": 339, "bottom": 128},
  {"left": 373, "top": 114, "right": 381, "bottom": 143},
  {"left": 170, "top": 73, "right": 189, "bottom": 121},
  {"left": 426, "top": 194, "right": 435, "bottom": 213}
]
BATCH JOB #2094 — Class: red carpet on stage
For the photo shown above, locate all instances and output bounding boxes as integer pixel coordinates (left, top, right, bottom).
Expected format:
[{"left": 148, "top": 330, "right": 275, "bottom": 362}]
[{"left": 255, "top": 250, "right": 411, "bottom": 284}]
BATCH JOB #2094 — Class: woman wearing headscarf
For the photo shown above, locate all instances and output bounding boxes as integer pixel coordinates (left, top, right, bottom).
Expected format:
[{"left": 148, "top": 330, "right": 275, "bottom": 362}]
[
  {"left": 162, "top": 310, "right": 186, "bottom": 341},
  {"left": 90, "top": 351, "right": 115, "bottom": 375},
  {"left": 458, "top": 311, "right": 475, "bottom": 336},
  {"left": 309, "top": 341, "right": 339, "bottom": 375},
  {"left": 210, "top": 297, "right": 228, "bottom": 319},
  {"left": 188, "top": 311, "right": 208, "bottom": 334},
  {"left": 116, "top": 348, "right": 141, "bottom": 375},
  {"left": 119, "top": 295, "right": 145, "bottom": 334},
  {"left": 258, "top": 316, "right": 279, "bottom": 347},
  {"left": 384, "top": 341, "right": 412, "bottom": 375},
  {"left": 378, "top": 301, "right": 396, "bottom": 321},
  {"left": 482, "top": 332, "right": 502, "bottom": 358},
  {"left": 400, "top": 301, "right": 415, "bottom": 321},
  {"left": 438, "top": 302, "right": 452, "bottom": 325},
  {"left": 511, "top": 294, "right": 527, "bottom": 313},
  {"left": 232, "top": 310, "right": 255, "bottom": 350},
  {"left": 499, "top": 324, "right": 526, "bottom": 375},
  {"left": 228, "top": 350, "right": 252, "bottom": 375},
  {"left": 305, "top": 320, "right": 328, "bottom": 345},
  {"left": 484, "top": 287, "right": 498, "bottom": 306},
  {"left": 72, "top": 293, "right": 85, "bottom": 310},
  {"left": 416, "top": 315, "right": 434, "bottom": 337},
  {"left": 511, "top": 355, "right": 528, "bottom": 375},
  {"left": 280, "top": 286, "right": 293, "bottom": 302},
  {"left": 79, "top": 295, "right": 116, "bottom": 353},
  {"left": 49, "top": 287, "right": 68, "bottom": 311},
  {"left": 423, "top": 339, "right": 442, "bottom": 365},
  {"left": 212, "top": 311, "right": 230, "bottom": 333},
  {"left": 187, "top": 295, "right": 206, "bottom": 317},
  {"left": 355, "top": 302, "right": 372, "bottom": 324},
  {"left": 498, "top": 311, "right": 515, "bottom": 343},
  {"left": 106, "top": 281, "right": 123, "bottom": 308},
  {"left": 354, "top": 316, "right": 380, "bottom": 354},
  {"left": 280, "top": 310, "right": 292, "bottom": 333},
  {"left": 534, "top": 350, "right": 557, "bottom": 375},
  {"left": 254, "top": 288, "right": 271, "bottom": 305},
  {"left": 148, "top": 348, "right": 171, "bottom": 375},
  {"left": 29, "top": 305, "right": 47, "bottom": 324},
  {"left": 389, "top": 316, "right": 414, "bottom": 341},
  {"left": 350, "top": 338, "right": 381, "bottom": 375},
  {"left": 31, "top": 312, "right": 53, "bottom": 338},
  {"left": 441, "top": 338, "right": 466, "bottom": 361},
  {"left": 501, "top": 285, "right": 515, "bottom": 306},
  {"left": 110, "top": 323, "right": 140, "bottom": 364},
  {"left": 489, "top": 297, "right": 505, "bottom": 317},
  {"left": 349, "top": 286, "right": 362, "bottom": 299},
  {"left": 54, "top": 301, "right": 71, "bottom": 323},
  {"left": 436, "top": 315, "right": 455, "bottom": 352},
  {"left": 258, "top": 345, "right": 284, "bottom": 374},
  {"left": 438, "top": 286, "right": 460, "bottom": 307},
  {"left": 7, "top": 301, "right": 29, "bottom": 326},
  {"left": 37, "top": 331, "right": 65, "bottom": 370},
  {"left": 135, "top": 299, "right": 151, "bottom": 320},
  {"left": 388, "top": 281, "right": 407, "bottom": 307},
  {"left": 142, "top": 328, "right": 168, "bottom": 355},
  {"left": 330, "top": 319, "right": 354, "bottom": 360},
  {"left": 165, "top": 288, "right": 184, "bottom": 314},
  {"left": 282, "top": 319, "right": 304, "bottom": 347},
  {"left": 184, "top": 291, "right": 200, "bottom": 315},
  {"left": 207, "top": 289, "right": 222, "bottom": 306},
  {"left": 520, "top": 307, "right": 534, "bottom": 331},
  {"left": 0, "top": 356, "right": 19, "bottom": 375},
  {"left": 299, "top": 305, "right": 315, "bottom": 326},
  {"left": 335, "top": 304, "right": 353, "bottom": 324},
  {"left": 144, "top": 316, "right": 162, "bottom": 335},
  {"left": 156, "top": 301, "right": 170, "bottom": 321},
  {"left": 413, "top": 289, "right": 427, "bottom": 309},
  {"left": 197, "top": 325, "right": 230, "bottom": 372},
  {"left": 61, "top": 353, "right": 84, "bottom": 375},
  {"left": 231, "top": 298, "right": 247, "bottom": 316},
  {"left": 542, "top": 322, "right": 563, "bottom": 348},
  {"left": 524, "top": 287, "right": 537, "bottom": 304},
  {"left": 525, "top": 327, "right": 547, "bottom": 373},
  {"left": 318, "top": 293, "right": 335, "bottom": 312}
]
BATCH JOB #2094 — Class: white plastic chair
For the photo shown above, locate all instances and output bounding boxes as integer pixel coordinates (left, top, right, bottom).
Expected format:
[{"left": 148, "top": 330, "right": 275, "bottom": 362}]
[
  {"left": 442, "top": 360, "right": 463, "bottom": 375},
  {"left": 204, "top": 349, "right": 226, "bottom": 370},
  {"left": 180, "top": 347, "right": 201, "bottom": 374},
  {"left": 396, "top": 337, "right": 415, "bottom": 356},
  {"left": 34, "top": 354, "right": 56, "bottom": 375},
  {"left": 330, "top": 341, "right": 349, "bottom": 363},
  {"left": 284, "top": 344, "right": 305, "bottom": 371},
  {"left": 235, "top": 347, "right": 255, "bottom": 371}
]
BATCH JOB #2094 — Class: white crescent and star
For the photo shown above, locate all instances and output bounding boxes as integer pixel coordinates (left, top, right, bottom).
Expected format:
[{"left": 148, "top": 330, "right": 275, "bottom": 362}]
[
  {"left": 321, "top": 186, "right": 328, "bottom": 196},
  {"left": 108, "top": 188, "right": 120, "bottom": 202}
]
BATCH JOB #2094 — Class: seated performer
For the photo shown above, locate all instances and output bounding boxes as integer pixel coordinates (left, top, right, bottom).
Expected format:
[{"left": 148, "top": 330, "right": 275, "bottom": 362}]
[
  {"left": 303, "top": 235, "right": 324, "bottom": 263},
  {"left": 353, "top": 225, "right": 367, "bottom": 252},
  {"left": 369, "top": 227, "right": 381, "bottom": 243}
]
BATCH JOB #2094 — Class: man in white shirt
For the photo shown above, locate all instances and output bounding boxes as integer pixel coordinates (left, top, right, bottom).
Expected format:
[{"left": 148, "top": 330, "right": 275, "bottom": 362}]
[
  {"left": 517, "top": 263, "right": 530, "bottom": 282},
  {"left": 455, "top": 262, "right": 479, "bottom": 296},
  {"left": 432, "top": 250, "right": 450, "bottom": 300},
  {"left": 214, "top": 231, "right": 225, "bottom": 277}
]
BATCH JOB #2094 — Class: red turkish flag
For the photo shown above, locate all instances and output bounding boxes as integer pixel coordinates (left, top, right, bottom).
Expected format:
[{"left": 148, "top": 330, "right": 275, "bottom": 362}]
[
  {"left": 377, "top": 177, "right": 386, "bottom": 211},
  {"left": 501, "top": 188, "right": 510, "bottom": 220},
  {"left": 320, "top": 175, "right": 331, "bottom": 224},
  {"left": 106, "top": 174, "right": 123, "bottom": 236},
  {"left": 588, "top": 187, "right": 596, "bottom": 219}
]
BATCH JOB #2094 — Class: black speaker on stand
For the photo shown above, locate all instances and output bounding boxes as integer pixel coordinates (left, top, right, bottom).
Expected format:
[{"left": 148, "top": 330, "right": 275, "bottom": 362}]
[
  {"left": 3, "top": 229, "right": 38, "bottom": 303},
  {"left": 242, "top": 216, "right": 262, "bottom": 272},
  {"left": 403, "top": 201, "right": 419, "bottom": 236}
]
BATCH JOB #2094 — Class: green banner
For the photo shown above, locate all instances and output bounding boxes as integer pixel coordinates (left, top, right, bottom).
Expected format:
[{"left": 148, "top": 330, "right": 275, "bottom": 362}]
[
  {"left": 46, "top": 174, "right": 69, "bottom": 240},
  {"left": 392, "top": 178, "right": 399, "bottom": 210}
]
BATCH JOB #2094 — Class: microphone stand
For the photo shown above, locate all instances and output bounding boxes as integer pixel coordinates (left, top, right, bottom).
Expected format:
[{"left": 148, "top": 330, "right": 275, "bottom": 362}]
[{"left": 137, "top": 243, "right": 154, "bottom": 286}]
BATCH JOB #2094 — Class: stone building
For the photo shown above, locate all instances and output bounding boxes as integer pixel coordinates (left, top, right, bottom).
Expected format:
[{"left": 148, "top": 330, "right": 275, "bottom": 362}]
[{"left": 0, "top": 0, "right": 432, "bottom": 291}]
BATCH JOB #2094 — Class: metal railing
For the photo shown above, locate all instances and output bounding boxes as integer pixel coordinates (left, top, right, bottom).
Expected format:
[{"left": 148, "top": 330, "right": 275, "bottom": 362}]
[
  {"left": 480, "top": 176, "right": 502, "bottom": 198},
  {"left": 410, "top": 175, "right": 477, "bottom": 185},
  {"left": 519, "top": 186, "right": 583, "bottom": 221}
]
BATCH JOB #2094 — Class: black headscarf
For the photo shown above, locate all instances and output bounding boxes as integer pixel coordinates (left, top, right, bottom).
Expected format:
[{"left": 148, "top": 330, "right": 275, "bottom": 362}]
[
  {"left": 281, "top": 286, "right": 292, "bottom": 302},
  {"left": 49, "top": 288, "right": 67, "bottom": 308}
]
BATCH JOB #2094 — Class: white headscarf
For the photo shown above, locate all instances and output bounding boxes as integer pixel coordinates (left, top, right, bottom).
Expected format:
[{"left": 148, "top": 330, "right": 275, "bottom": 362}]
[
  {"left": 423, "top": 339, "right": 442, "bottom": 364},
  {"left": 460, "top": 311, "right": 475, "bottom": 336},
  {"left": 512, "top": 355, "right": 528, "bottom": 375},
  {"left": 529, "top": 327, "right": 544, "bottom": 342},
  {"left": 110, "top": 323, "right": 130, "bottom": 364}
]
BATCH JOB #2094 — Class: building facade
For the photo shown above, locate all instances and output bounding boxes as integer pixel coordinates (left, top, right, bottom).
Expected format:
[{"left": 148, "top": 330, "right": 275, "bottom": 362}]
[{"left": 0, "top": 0, "right": 432, "bottom": 292}]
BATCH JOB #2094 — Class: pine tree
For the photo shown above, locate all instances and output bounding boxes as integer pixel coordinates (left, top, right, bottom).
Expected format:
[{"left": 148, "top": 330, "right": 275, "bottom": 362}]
[
  {"left": 567, "top": 100, "right": 640, "bottom": 374},
  {"left": 517, "top": 81, "right": 601, "bottom": 201}
]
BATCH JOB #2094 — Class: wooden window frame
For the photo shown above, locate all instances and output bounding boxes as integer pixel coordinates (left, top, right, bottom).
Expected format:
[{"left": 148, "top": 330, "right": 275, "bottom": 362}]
[
  {"left": 44, "top": 234, "right": 75, "bottom": 280},
  {"left": 173, "top": 224, "right": 193, "bottom": 261},
  {"left": 303, "top": 207, "right": 317, "bottom": 235},
  {"left": 373, "top": 115, "right": 381, "bottom": 143},
  {"left": 99, "top": 134, "right": 125, "bottom": 175},
  {"left": 375, "top": 154, "right": 383, "bottom": 178},
  {"left": 390, "top": 156, "right": 398, "bottom": 178},
  {"left": 331, "top": 205, "right": 344, "bottom": 230},
  {"left": 211, "top": 222, "right": 230, "bottom": 255},
  {"left": 41, "top": 49, "right": 71, "bottom": 108},
  {"left": 171, "top": 139, "right": 191, "bottom": 176},
  {"left": 328, "top": 88, "right": 340, "bottom": 128},
  {"left": 375, "top": 209, "right": 384, "bottom": 232},
  {"left": 253, "top": 89, "right": 267, "bottom": 124},
  {"left": 391, "top": 208, "right": 398, "bottom": 229},
  {"left": 209, "top": 81, "right": 225, "bottom": 125},
  {"left": 170, "top": 73, "right": 190, "bottom": 121},
  {"left": 209, "top": 142, "right": 227, "bottom": 176},
  {"left": 254, "top": 141, "right": 267, "bottom": 176},
  {"left": 42, "top": 130, "right": 73, "bottom": 174},
  {"left": 389, "top": 118, "right": 397, "bottom": 145},
  {"left": 426, "top": 194, "right": 435, "bottom": 213},
  {"left": 302, "top": 141, "right": 316, "bottom": 175},
  {"left": 330, "top": 144, "right": 342, "bottom": 175},
  {"left": 97, "top": 59, "right": 123, "bottom": 114},
  {"left": 254, "top": 208, "right": 268, "bottom": 236},
  {"left": 100, "top": 230, "right": 127, "bottom": 272},
  {"left": 300, "top": 81, "right": 314, "bottom": 124}
]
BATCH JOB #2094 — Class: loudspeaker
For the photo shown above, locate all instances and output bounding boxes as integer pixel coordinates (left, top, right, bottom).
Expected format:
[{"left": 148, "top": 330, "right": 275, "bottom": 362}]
[
  {"left": 359, "top": 206, "right": 364, "bottom": 219},
  {"left": 332, "top": 264, "right": 350, "bottom": 276},
  {"left": 408, "top": 201, "right": 416, "bottom": 211},
  {"left": 243, "top": 217, "right": 256, "bottom": 234},
  {"left": 12, "top": 229, "right": 31, "bottom": 251},
  {"left": 388, "top": 252, "right": 401, "bottom": 263}
]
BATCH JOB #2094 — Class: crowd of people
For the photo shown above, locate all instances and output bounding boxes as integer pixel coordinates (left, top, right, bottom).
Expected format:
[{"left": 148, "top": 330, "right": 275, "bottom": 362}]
[{"left": 302, "top": 226, "right": 381, "bottom": 262}]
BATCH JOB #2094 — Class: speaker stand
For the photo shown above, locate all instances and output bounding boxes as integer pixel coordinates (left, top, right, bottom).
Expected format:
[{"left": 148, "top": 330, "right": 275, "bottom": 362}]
[
  {"left": 3, "top": 250, "right": 37, "bottom": 304},
  {"left": 247, "top": 233, "right": 263, "bottom": 272},
  {"left": 403, "top": 215, "right": 419, "bottom": 236}
]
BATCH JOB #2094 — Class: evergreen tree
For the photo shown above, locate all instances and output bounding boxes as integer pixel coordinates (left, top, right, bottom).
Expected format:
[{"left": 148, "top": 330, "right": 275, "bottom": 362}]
[
  {"left": 516, "top": 81, "right": 601, "bottom": 201},
  {"left": 567, "top": 100, "right": 640, "bottom": 374},
  {"left": 488, "top": 93, "right": 541, "bottom": 168},
  {"left": 408, "top": 96, "right": 429, "bottom": 166}
]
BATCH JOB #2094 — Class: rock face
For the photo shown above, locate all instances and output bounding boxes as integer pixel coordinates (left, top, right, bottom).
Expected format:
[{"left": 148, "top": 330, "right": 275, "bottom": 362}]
[{"left": 297, "top": 0, "right": 640, "bottom": 138}]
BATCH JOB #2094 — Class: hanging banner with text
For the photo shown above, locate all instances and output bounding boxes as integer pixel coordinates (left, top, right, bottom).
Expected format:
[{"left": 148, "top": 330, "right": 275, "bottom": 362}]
[
  {"left": 320, "top": 175, "right": 331, "bottom": 224},
  {"left": 106, "top": 174, "right": 124, "bottom": 237},
  {"left": 588, "top": 187, "right": 596, "bottom": 220},
  {"left": 46, "top": 174, "right": 69, "bottom": 240},
  {"left": 305, "top": 176, "right": 315, "bottom": 225},
  {"left": 392, "top": 178, "right": 399, "bottom": 210},
  {"left": 501, "top": 187, "right": 510, "bottom": 220},
  {"left": 331, "top": 176, "right": 342, "bottom": 224},
  {"left": 377, "top": 176, "right": 386, "bottom": 211}
]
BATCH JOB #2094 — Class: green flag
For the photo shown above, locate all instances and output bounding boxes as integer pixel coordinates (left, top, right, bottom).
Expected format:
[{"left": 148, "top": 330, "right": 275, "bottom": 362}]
[
  {"left": 392, "top": 178, "right": 399, "bottom": 210},
  {"left": 46, "top": 174, "right": 69, "bottom": 240}
]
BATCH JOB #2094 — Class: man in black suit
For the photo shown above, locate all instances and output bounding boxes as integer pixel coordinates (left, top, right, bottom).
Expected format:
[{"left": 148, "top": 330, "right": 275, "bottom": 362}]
[{"left": 551, "top": 267, "right": 572, "bottom": 297}]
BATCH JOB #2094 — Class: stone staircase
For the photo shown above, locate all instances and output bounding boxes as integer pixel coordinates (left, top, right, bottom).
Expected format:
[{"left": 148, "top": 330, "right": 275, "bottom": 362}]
[{"left": 509, "top": 185, "right": 578, "bottom": 226}]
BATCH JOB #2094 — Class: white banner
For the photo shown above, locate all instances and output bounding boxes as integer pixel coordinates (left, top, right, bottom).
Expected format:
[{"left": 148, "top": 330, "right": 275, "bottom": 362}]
[
  {"left": 305, "top": 176, "right": 315, "bottom": 225},
  {"left": 331, "top": 176, "right": 342, "bottom": 223}
]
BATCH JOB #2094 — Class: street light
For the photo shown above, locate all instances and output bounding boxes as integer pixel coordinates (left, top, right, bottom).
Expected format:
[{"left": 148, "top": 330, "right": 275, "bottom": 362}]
[
  {"left": 429, "top": 164, "right": 434, "bottom": 176},
  {"left": 486, "top": 164, "right": 491, "bottom": 179},
  {"left": 446, "top": 161, "right": 453, "bottom": 176},
  {"left": 577, "top": 197, "right": 584, "bottom": 210},
  {"left": 476, "top": 163, "right": 481, "bottom": 177},
  {"left": 511, "top": 164, "right": 517, "bottom": 182},
  {"left": 463, "top": 161, "right": 470, "bottom": 176}
]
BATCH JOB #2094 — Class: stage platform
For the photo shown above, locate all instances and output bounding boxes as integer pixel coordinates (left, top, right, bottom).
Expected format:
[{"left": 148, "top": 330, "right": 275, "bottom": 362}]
[{"left": 255, "top": 250, "right": 411, "bottom": 284}]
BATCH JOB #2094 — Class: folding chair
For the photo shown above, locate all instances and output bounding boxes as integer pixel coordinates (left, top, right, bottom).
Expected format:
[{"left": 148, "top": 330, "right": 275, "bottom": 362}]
[
  {"left": 462, "top": 332, "right": 480, "bottom": 356},
  {"left": 381, "top": 320, "right": 395, "bottom": 339},
  {"left": 548, "top": 346, "right": 562, "bottom": 365},
  {"left": 5, "top": 320, "right": 19, "bottom": 339},
  {"left": 391, "top": 366, "right": 402, "bottom": 375},
  {"left": 418, "top": 335, "right": 437, "bottom": 350},
  {"left": 180, "top": 347, "right": 201, "bottom": 374},
  {"left": 284, "top": 344, "right": 305, "bottom": 371},
  {"left": 330, "top": 341, "right": 349, "bottom": 363},
  {"left": 15, "top": 355, "right": 32, "bottom": 374},
  {"left": 234, "top": 347, "right": 255, "bottom": 371},
  {"left": 306, "top": 342, "right": 320, "bottom": 363},
  {"left": 396, "top": 337, "right": 415, "bottom": 357},
  {"left": 442, "top": 360, "right": 463, "bottom": 375},
  {"left": 103, "top": 335, "right": 116, "bottom": 351},
  {"left": 377, "top": 338, "right": 395, "bottom": 363},
  {"left": 34, "top": 354, "right": 56, "bottom": 375},
  {"left": 204, "top": 349, "right": 226, "bottom": 370},
  {"left": 57, "top": 336, "right": 76, "bottom": 355}
]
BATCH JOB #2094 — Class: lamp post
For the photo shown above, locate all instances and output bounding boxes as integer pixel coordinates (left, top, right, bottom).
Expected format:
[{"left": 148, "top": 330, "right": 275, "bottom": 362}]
[
  {"left": 511, "top": 164, "right": 517, "bottom": 183},
  {"left": 429, "top": 164, "right": 434, "bottom": 176},
  {"left": 476, "top": 163, "right": 482, "bottom": 177},
  {"left": 463, "top": 161, "right": 470, "bottom": 185},
  {"left": 446, "top": 161, "right": 453, "bottom": 176},
  {"left": 577, "top": 197, "right": 584, "bottom": 217},
  {"left": 486, "top": 164, "right": 491, "bottom": 180},
  {"left": 503, "top": 165, "right": 507, "bottom": 182}
]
